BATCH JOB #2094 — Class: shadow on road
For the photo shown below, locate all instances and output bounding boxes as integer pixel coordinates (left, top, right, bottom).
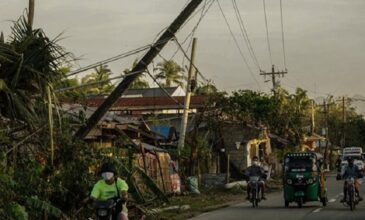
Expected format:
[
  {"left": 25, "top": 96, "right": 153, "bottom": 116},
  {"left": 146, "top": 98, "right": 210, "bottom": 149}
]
[{"left": 231, "top": 204, "right": 321, "bottom": 211}]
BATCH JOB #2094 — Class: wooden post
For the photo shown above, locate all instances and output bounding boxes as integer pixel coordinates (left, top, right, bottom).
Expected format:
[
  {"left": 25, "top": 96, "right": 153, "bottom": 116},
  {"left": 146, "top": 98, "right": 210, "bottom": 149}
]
[
  {"left": 226, "top": 154, "right": 230, "bottom": 183},
  {"left": 155, "top": 151, "right": 166, "bottom": 193},
  {"left": 140, "top": 143, "right": 148, "bottom": 173}
]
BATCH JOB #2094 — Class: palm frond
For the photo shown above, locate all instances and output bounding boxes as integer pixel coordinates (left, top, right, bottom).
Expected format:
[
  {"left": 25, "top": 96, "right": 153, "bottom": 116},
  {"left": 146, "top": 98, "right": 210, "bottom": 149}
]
[{"left": 26, "top": 196, "right": 63, "bottom": 218}]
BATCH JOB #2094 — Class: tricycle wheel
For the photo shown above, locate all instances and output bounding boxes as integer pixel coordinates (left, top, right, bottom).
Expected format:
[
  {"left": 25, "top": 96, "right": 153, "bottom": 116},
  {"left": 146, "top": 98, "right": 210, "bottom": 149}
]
[
  {"left": 321, "top": 197, "right": 327, "bottom": 207},
  {"left": 285, "top": 201, "right": 289, "bottom": 208},
  {"left": 297, "top": 198, "right": 303, "bottom": 208}
]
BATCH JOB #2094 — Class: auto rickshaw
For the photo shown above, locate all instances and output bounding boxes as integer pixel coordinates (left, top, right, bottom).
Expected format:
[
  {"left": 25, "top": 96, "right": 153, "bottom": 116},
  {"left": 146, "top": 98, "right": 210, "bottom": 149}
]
[{"left": 283, "top": 152, "right": 327, "bottom": 208}]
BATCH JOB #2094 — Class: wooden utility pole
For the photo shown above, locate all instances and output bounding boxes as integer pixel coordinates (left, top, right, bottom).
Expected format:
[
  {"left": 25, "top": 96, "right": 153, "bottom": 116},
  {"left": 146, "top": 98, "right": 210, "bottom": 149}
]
[
  {"left": 260, "top": 65, "right": 287, "bottom": 93},
  {"left": 323, "top": 100, "right": 329, "bottom": 168},
  {"left": 28, "top": 0, "right": 35, "bottom": 28},
  {"left": 341, "top": 96, "right": 346, "bottom": 148},
  {"left": 74, "top": 0, "right": 203, "bottom": 139},
  {"left": 178, "top": 38, "right": 197, "bottom": 155},
  {"left": 311, "top": 100, "right": 315, "bottom": 134},
  {"left": 0, "top": 32, "right": 4, "bottom": 43}
]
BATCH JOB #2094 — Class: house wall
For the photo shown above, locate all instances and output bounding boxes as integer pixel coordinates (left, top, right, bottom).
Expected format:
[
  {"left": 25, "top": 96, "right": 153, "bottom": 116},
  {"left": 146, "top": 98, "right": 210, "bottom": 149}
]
[{"left": 221, "top": 124, "right": 248, "bottom": 172}]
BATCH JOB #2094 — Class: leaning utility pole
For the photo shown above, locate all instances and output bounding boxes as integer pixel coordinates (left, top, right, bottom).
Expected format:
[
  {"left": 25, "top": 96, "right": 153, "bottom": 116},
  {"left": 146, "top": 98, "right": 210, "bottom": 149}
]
[
  {"left": 178, "top": 38, "right": 197, "bottom": 155},
  {"left": 260, "top": 65, "right": 287, "bottom": 93},
  {"left": 74, "top": 0, "right": 203, "bottom": 139}
]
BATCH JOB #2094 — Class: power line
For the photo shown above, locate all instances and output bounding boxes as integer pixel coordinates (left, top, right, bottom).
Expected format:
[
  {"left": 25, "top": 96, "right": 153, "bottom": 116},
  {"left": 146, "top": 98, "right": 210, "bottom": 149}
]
[
  {"left": 180, "top": 0, "right": 213, "bottom": 67},
  {"left": 232, "top": 0, "right": 261, "bottom": 70},
  {"left": 55, "top": 70, "right": 142, "bottom": 93},
  {"left": 170, "top": 0, "right": 215, "bottom": 61},
  {"left": 263, "top": 0, "right": 273, "bottom": 66},
  {"left": 217, "top": 0, "right": 261, "bottom": 89},
  {"left": 173, "top": 37, "right": 211, "bottom": 84},
  {"left": 280, "top": 0, "right": 287, "bottom": 69},
  {"left": 144, "top": 66, "right": 184, "bottom": 108},
  {"left": 65, "top": 38, "right": 171, "bottom": 78}
]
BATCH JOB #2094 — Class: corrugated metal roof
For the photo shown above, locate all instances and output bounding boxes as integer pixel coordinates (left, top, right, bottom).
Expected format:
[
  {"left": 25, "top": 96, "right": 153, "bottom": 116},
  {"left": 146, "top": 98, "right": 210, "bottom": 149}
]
[{"left": 123, "top": 87, "right": 182, "bottom": 97}]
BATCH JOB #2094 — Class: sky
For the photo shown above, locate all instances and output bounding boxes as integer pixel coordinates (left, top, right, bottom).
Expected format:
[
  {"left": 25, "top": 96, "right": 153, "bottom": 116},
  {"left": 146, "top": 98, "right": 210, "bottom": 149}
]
[{"left": 1, "top": 0, "right": 365, "bottom": 98}]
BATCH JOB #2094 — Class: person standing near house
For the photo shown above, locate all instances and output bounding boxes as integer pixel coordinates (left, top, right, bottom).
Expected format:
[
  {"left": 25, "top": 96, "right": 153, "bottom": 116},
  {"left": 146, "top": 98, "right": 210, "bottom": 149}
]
[{"left": 91, "top": 162, "right": 129, "bottom": 220}]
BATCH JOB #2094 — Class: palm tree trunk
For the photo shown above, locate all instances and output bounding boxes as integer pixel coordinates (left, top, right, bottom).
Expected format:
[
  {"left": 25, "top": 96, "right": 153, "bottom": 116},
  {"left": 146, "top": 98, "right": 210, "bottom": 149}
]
[{"left": 47, "top": 85, "right": 54, "bottom": 166}]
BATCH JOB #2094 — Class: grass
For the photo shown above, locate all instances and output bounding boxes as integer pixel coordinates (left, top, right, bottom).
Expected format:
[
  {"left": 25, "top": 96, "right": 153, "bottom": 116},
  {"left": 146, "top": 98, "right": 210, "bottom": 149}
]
[{"left": 144, "top": 179, "right": 283, "bottom": 220}]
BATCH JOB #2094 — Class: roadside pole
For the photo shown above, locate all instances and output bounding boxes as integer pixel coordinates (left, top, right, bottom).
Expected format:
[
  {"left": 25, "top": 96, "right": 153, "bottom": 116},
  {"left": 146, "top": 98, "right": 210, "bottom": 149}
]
[
  {"left": 28, "top": 0, "right": 35, "bottom": 28},
  {"left": 178, "top": 38, "right": 197, "bottom": 156},
  {"left": 323, "top": 100, "right": 329, "bottom": 169},
  {"left": 74, "top": 0, "right": 203, "bottom": 140},
  {"left": 342, "top": 96, "right": 346, "bottom": 148}
]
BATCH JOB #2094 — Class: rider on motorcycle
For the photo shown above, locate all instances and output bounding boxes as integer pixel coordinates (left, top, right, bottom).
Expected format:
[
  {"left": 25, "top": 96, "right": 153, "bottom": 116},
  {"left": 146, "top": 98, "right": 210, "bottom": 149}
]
[
  {"left": 90, "top": 162, "right": 129, "bottom": 220},
  {"left": 244, "top": 156, "right": 267, "bottom": 200},
  {"left": 340, "top": 157, "right": 363, "bottom": 203}
]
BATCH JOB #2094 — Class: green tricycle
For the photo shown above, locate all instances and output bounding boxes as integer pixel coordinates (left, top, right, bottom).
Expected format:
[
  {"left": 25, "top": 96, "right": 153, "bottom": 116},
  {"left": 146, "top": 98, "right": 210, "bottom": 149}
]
[{"left": 283, "top": 152, "right": 328, "bottom": 208}]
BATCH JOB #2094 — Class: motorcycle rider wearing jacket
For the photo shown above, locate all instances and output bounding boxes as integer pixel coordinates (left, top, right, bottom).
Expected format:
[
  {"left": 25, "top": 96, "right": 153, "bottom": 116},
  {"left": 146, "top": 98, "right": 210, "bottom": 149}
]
[
  {"left": 91, "top": 162, "right": 129, "bottom": 220},
  {"left": 244, "top": 156, "right": 267, "bottom": 200},
  {"left": 340, "top": 157, "right": 363, "bottom": 203}
]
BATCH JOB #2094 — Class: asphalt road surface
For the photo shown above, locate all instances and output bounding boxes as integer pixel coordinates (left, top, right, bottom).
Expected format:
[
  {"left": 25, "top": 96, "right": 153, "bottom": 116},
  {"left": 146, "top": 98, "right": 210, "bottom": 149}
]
[{"left": 190, "top": 176, "right": 365, "bottom": 220}]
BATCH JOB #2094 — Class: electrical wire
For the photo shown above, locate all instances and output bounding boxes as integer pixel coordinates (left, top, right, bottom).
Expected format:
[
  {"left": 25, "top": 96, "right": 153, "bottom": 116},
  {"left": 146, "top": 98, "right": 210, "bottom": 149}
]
[
  {"left": 263, "top": 0, "right": 273, "bottom": 66},
  {"left": 170, "top": 0, "right": 216, "bottom": 60},
  {"left": 280, "top": 0, "right": 287, "bottom": 69},
  {"left": 232, "top": 0, "right": 261, "bottom": 70},
  {"left": 56, "top": 70, "right": 142, "bottom": 93},
  {"left": 65, "top": 38, "right": 171, "bottom": 78},
  {"left": 173, "top": 37, "right": 211, "bottom": 84},
  {"left": 217, "top": 0, "right": 261, "bottom": 89},
  {"left": 144, "top": 66, "right": 184, "bottom": 108}
]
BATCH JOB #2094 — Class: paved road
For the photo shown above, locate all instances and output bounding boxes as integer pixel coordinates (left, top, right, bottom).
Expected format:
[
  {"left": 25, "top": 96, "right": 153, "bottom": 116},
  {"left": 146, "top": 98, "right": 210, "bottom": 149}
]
[{"left": 190, "top": 176, "right": 365, "bottom": 220}]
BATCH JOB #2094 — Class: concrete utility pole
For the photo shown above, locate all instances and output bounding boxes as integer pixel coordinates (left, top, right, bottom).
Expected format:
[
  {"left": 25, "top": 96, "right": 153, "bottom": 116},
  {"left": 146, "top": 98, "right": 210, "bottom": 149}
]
[
  {"left": 178, "top": 38, "right": 197, "bottom": 155},
  {"left": 28, "top": 0, "right": 35, "bottom": 28},
  {"left": 311, "top": 100, "right": 315, "bottom": 134},
  {"left": 260, "top": 65, "right": 287, "bottom": 93},
  {"left": 323, "top": 100, "right": 329, "bottom": 168},
  {"left": 74, "top": 0, "right": 203, "bottom": 139}
]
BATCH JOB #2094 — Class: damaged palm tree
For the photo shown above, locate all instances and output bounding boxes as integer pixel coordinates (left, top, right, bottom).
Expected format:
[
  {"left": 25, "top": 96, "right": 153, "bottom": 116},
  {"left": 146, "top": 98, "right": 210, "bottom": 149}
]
[{"left": 0, "top": 15, "right": 69, "bottom": 127}]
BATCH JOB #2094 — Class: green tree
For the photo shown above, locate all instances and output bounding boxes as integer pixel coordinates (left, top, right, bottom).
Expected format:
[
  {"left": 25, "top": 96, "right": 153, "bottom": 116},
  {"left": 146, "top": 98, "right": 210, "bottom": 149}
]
[
  {"left": 123, "top": 59, "right": 149, "bottom": 89},
  {"left": 55, "top": 66, "right": 85, "bottom": 100},
  {"left": 154, "top": 60, "right": 184, "bottom": 87},
  {"left": 0, "top": 15, "right": 69, "bottom": 126},
  {"left": 81, "top": 64, "right": 114, "bottom": 95},
  {"left": 195, "top": 82, "right": 218, "bottom": 95},
  {"left": 219, "top": 87, "right": 312, "bottom": 146},
  {"left": 272, "top": 87, "right": 312, "bottom": 143}
]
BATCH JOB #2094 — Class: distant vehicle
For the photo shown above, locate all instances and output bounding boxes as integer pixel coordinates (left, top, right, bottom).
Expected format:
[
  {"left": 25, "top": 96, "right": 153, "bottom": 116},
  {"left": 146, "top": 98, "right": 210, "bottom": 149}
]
[
  {"left": 283, "top": 152, "right": 327, "bottom": 208},
  {"left": 342, "top": 147, "right": 364, "bottom": 170}
]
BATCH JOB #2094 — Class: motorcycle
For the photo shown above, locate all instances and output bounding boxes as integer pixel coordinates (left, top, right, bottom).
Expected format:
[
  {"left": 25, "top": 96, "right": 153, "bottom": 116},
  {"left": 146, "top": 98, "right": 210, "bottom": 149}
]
[
  {"left": 248, "top": 176, "right": 261, "bottom": 207},
  {"left": 344, "top": 178, "right": 359, "bottom": 211},
  {"left": 93, "top": 198, "right": 122, "bottom": 220}
]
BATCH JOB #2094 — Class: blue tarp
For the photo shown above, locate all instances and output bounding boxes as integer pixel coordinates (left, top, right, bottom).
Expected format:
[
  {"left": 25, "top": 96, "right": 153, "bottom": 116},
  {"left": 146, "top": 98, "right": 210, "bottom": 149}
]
[{"left": 150, "top": 125, "right": 174, "bottom": 140}]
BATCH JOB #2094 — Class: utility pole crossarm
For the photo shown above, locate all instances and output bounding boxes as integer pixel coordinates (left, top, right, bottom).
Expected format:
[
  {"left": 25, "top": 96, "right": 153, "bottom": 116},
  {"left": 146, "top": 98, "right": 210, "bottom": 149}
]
[
  {"left": 74, "top": 0, "right": 203, "bottom": 139},
  {"left": 260, "top": 65, "right": 288, "bottom": 93}
]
